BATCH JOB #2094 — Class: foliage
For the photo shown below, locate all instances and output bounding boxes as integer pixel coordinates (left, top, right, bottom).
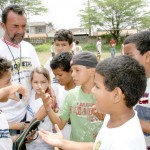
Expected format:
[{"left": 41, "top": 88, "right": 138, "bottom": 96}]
[
  {"left": 79, "top": 0, "right": 96, "bottom": 36},
  {"left": 0, "top": 1, "right": 7, "bottom": 11},
  {"left": 34, "top": 42, "right": 50, "bottom": 52},
  {"left": 138, "top": 14, "right": 150, "bottom": 30},
  {"left": 79, "top": 0, "right": 150, "bottom": 41},
  {"left": 0, "top": 0, "right": 48, "bottom": 17}
]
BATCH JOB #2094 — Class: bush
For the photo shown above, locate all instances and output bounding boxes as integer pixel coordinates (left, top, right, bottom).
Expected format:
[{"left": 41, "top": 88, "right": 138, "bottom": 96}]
[{"left": 34, "top": 43, "right": 51, "bottom": 52}]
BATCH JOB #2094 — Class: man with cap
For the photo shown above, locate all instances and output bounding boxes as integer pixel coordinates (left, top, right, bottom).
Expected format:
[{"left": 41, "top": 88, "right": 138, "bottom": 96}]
[{"left": 40, "top": 51, "right": 103, "bottom": 142}]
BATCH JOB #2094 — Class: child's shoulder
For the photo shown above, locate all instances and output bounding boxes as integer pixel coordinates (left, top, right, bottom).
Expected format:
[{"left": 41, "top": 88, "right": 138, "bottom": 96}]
[{"left": 66, "top": 86, "right": 81, "bottom": 95}]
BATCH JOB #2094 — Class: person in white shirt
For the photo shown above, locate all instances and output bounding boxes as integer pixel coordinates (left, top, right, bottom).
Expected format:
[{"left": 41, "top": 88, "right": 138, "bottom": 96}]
[
  {"left": 0, "top": 56, "right": 27, "bottom": 150},
  {"left": 50, "top": 42, "right": 55, "bottom": 58},
  {"left": 26, "top": 67, "right": 54, "bottom": 150},
  {"left": 44, "top": 29, "right": 74, "bottom": 79},
  {"left": 44, "top": 29, "right": 74, "bottom": 111},
  {"left": 0, "top": 4, "right": 40, "bottom": 135},
  {"left": 74, "top": 40, "right": 82, "bottom": 54},
  {"left": 123, "top": 31, "right": 150, "bottom": 149},
  {"left": 50, "top": 52, "right": 75, "bottom": 140},
  {"left": 96, "top": 37, "right": 102, "bottom": 61}
]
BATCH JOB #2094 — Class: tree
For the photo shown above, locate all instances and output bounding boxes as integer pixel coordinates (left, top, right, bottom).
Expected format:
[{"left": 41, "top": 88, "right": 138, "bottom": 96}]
[
  {"left": 0, "top": 0, "right": 48, "bottom": 17},
  {"left": 79, "top": 0, "right": 98, "bottom": 36},
  {"left": 79, "top": 0, "right": 150, "bottom": 41},
  {"left": 139, "top": 15, "right": 150, "bottom": 30}
]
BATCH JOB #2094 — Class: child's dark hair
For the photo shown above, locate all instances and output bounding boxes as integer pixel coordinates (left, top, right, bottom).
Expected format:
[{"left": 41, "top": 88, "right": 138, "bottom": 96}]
[
  {"left": 123, "top": 31, "right": 150, "bottom": 55},
  {"left": 96, "top": 55, "right": 146, "bottom": 108},
  {"left": 75, "top": 40, "right": 79, "bottom": 45},
  {"left": 54, "top": 29, "right": 74, "bottom": 45},
  {"left": 2, "top": 4, "right": 25, "bottom": 23},
  {"left": 50, "top": 52, "right": 73, "bottom": 72},
  {"left": 30, "top": 67, "right": 50, "bottom": 83},
  {"left": 0, "top": 57, "right": 11, "bottom": 78}
]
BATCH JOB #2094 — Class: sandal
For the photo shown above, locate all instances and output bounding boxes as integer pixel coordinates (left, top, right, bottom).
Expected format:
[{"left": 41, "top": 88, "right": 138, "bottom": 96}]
[{"left": 13, "top": 118, "right": 40, "bottom": 150}]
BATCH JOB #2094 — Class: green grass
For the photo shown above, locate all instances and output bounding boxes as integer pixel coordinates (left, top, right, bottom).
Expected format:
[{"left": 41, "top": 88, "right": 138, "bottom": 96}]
[
  {"left": 34, "top": 42, "right": 122, "bottom": 54},
  {"left": 34, "top": 43, "right": 50, "bottom": 52}
]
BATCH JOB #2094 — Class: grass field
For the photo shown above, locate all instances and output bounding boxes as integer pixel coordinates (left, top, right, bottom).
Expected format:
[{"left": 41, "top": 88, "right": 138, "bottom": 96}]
[{"left": 37, "top": 51, "right": 122, "bottom": 66}]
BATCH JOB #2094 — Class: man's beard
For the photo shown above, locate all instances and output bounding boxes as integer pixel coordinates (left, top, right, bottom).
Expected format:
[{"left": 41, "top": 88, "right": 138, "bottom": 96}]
[
  {"left": 10, "top": 33, "right": 24, "bottom": 44},
  {"left": 6, "top": 28, "right": 24, "bottom": 44}
]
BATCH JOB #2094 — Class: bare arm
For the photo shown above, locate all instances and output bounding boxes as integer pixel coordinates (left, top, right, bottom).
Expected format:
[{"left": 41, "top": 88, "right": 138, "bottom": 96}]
[
  {"left": 60, "top": 140, "right": 93, "bottom": 150},
  {"left": 39, "top": 124, "right": 93, "bottom": 150},
  {"left": 9, "top": 122, "right": 23, "bottom": 130},
  {"left": 140, "top": 119, "right": 150, "bottom": 134},
  {"left": 34, "top": 105, "right": 47, "bottom": 121},
  {"left": 39, "top": 87, "right": 66, "bottom": 129},
  {"left": 9, "top": 121, "right": 29, "bottom": 130},
  {"left": 34, "top": 85, "right": 58, "bottom": 121}
]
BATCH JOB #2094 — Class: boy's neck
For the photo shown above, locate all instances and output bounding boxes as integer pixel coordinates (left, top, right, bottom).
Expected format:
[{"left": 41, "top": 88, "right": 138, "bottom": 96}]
[
  {"left": 64, "top": 80, "right": 75, "bottom": 91},
  {"left": 81, "top": 80, "right": 94, "bottom": 94},
  {"left": 107, "top": 108, "right": 135, "bottom": 128}
]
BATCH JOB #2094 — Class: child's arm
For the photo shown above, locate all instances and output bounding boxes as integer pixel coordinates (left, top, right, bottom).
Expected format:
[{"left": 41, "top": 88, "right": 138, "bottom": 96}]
[
  {"left": 39, "top": 124, "right": 93, "bottom": 150},
  {"left": 34, "top": 86, "right": 58, "bottom": 121},
  {"left": 140, "top": 119, "right": 150, "bottom": 134},
  {"left": 8, "top": 122, "right": 29, "bottom": 131},
  {"left": 39, "top": 87, "right": 67, "bottom": 130},
  {"left": 0, "top": 84, "right": 27, "bottom": 102},
  {"left": 34, "top": 105, "right": 47, "bottom": 121}
]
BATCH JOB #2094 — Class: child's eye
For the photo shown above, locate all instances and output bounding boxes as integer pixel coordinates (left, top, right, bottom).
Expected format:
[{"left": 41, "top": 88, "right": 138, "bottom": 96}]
[
  {"left": 62, "top": 44, "right": 67, "bottom": 46},
  {"left": 41, "top": 81, "right": 46, "bottom": 84}
]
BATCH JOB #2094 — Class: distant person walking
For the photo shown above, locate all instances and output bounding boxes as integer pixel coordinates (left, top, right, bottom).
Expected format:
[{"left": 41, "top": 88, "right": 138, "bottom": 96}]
[
  {"left": 71, "top": 39, "right": 76, "bottom": 54},
  {"left": 96, "top": 37, "right": 102, "bottom": 61},
  {"left": 50, "top": 42, "right": 55, "bottom": 57},
  {"left": 74, "top": 40, "right": 82, "bottom": 54},
  {"left": 110, "top": 38, "right": 116, "bottom": 57}
]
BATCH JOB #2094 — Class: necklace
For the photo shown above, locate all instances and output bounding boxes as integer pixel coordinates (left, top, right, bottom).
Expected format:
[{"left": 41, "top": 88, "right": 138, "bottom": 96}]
[
  {"left": 4, "top": 39, "right": 23, "bottom": 99},
  {"left": 4, "top": 39, "right": 22, "bottom": 83}
]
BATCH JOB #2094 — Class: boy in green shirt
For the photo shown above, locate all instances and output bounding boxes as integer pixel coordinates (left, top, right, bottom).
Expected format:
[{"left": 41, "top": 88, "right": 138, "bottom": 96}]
[{"left": 40, "top": 51, "right": 103, "bottom": 142}]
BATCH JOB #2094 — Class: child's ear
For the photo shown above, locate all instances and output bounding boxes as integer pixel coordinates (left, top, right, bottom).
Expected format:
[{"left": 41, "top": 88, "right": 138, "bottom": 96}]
[
  {"left": 145, "top": 51, "right": 150, "bottom": 63},
  {"left": 112, "top": 87, "right": 123, "bottom": 104}
]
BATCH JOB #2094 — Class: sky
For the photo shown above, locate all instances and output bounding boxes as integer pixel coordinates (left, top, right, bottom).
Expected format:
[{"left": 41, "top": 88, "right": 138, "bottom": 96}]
[{"left": 30, "top": 0, "right": 87, "bottom": 29}]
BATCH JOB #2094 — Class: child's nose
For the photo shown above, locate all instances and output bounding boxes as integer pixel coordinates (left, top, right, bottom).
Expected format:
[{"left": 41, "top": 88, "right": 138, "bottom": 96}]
[{"left": 38, "top": 83, "right": 41, "bottom": 86}]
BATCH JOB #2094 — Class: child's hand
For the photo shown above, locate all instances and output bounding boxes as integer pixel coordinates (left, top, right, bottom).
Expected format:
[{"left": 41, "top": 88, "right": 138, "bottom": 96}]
[
  {"left": 8, "top": 84, "right": 28, "bottom": 101},
  {"left": 92, "top": 105, "right": 105, "bottom": 121},
  {"left": 38, "top": 85, "right": 53, "bottom": 111},
  {"left": 45, "top": 86, "right": 57, "bottom": 110},
  {"left": 0, "top": 84, "right": 28, "bottom": 102},
  {"left": 46, "top": 86, "right": 56, "bottom": 101},
  {"left": 26, "top": 130, "right": 38, "bottom": 143},
  {"left": 38, "top": 124, "right": 63, "bottom": 147}
]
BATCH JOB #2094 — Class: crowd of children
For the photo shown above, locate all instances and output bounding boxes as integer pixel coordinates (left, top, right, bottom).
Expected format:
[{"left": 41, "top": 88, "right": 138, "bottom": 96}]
[{"left": 0, "top": 4, "right": 150, "bottom": 150}]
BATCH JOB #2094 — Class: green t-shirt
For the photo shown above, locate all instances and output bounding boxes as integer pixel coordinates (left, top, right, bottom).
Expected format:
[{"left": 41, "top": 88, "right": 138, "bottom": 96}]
[{"left": 58, "top": 86, "right": 103, "bottom": 142}]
